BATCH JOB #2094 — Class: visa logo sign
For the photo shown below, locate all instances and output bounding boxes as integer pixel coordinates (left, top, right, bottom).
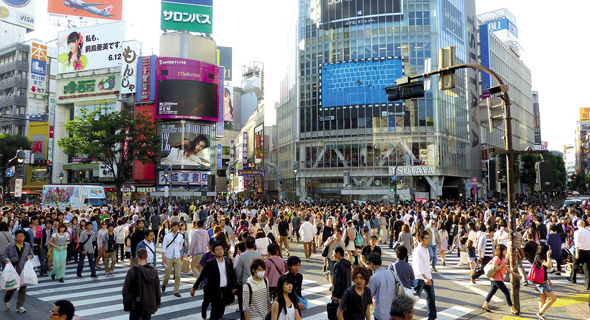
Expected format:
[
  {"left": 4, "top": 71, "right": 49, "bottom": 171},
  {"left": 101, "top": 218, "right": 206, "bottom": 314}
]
[{"left": 18, "top": 13, "right": 35, "bottom": 27}]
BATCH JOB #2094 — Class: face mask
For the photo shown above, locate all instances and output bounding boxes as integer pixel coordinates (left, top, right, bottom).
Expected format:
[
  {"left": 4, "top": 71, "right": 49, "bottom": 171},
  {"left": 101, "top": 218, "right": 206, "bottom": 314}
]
[{"left": 256, "top": 271, "right": 265, "bottom": 279}]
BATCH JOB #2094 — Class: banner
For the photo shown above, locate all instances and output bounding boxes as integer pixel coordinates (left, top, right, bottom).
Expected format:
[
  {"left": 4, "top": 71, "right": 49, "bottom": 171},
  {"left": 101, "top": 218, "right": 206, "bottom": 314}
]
[
  {"left": 158, "top": 170, "right": 209, "bottom": 186},
  {"left": 320, "top": 0, "right": 403, "bottom": 30},
  {"left": 136, "top": 55, "right": 156, "bottom": 102},
  {"left": 217, "top": 144, "right": 222, "bottom": 169},
  {"left": 161, "top": 0, "right": 213, "bottom": 34},
  {"left": 29, "top": 42, "right": 47, "bottom": 98},
  {"left": 238, "top": 169, "right": 264, "bottom": 177},
  {"left": 255, "top": 134, "right": 262, "bottom": 161},
  {"left": 0, "top": 0, "right": 36, "bottom": 31},
  {"left": 57, "top": 21, "right": 126, "bottom": 74},
  {"left": 217, "top": 46, "right": 232, "bottom": 81},
  {"left": 242, "top": 132, "right": 248, "bottom": 162},
  {"left": 230, "top": 140, "right": 235, "bottom": 174},
  {"left": 48, "top": 0, "right": 123, "bottom": 21},
  {"left": 156, "top": 57, "right": 220, "bottom": 121},
  {"left": 216, "top": 67, "right": 224, "bottom": 137},
  {"left": 120, "top": 40, "right": 138, "bottom": 94},
  {"left": 159, "top": 122, "right": 215, "bottom": 170}
]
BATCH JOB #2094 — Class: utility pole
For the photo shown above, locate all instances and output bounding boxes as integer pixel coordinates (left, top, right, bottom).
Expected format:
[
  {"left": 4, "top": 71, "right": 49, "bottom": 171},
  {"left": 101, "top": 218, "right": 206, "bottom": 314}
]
[{"left": 386, "top": 61, "right": 523, "bottom": 311}]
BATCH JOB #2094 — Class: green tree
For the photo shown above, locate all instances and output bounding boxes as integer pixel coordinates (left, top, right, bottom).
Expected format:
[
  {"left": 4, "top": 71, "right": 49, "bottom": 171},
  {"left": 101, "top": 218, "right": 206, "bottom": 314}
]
[
  {"left": 58, "top": 107, "right": 159, "bottom": 202},
  {"left": 519, "top": 154, "right": 540, "bottom": 192},
  {"left": 544, "top": 153, "right": 566, "bottom": 191},
  {"left": 0, "top": 134, "right": 32, "bottom": 168}
]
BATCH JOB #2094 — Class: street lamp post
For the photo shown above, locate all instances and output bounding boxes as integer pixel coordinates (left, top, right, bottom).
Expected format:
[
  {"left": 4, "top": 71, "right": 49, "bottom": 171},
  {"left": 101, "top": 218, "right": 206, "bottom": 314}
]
[{"left": 293, "top": 164, "right": 298, "bottom": 201}]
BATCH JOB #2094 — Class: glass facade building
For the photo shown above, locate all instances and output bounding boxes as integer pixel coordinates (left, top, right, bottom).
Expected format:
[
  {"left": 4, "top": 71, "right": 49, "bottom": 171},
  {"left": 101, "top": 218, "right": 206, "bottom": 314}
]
[{"left": 292, "top": 0, "right": 478, "bottom": 201}]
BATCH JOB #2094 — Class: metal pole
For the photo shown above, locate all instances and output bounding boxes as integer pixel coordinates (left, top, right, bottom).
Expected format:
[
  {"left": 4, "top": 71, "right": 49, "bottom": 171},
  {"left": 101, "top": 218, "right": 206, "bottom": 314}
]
[{"left": 395, "top": 62, "right": 519, "bottom": 310}]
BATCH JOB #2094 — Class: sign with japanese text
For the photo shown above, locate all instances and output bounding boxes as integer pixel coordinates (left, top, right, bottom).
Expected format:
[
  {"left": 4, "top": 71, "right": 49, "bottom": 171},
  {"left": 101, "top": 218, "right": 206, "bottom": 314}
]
[
  {"left": 57, "top": 73, "right": 120, "bottom": 101},
  {"left": 48, "top": 0, "right": 123, "bottom": 22},
  {"left": 161, "top": 0, "right": 212, "bottom": 34},
  {"left": 0, "top": 0, "right": 36, "bottom": 31},
  {"left": 217, "top": 144, "right": 222, "bottom": 169},
  {"left": 216, "top": 67, "right": 224, "bottom": 137},
  {"left": 580, "top": 107, "right": 590, "bottom": 121},
  {"left": 136, "top": 55, "right": 156, "bottom": 102},
  {"left": 158, "top": 170, "right": 209, "bottom": 186},
  {"left": 119, "top": 40, "right": 138, "bottom": 94},
  {"left": 238, "top": 169, "right": 265, "bottom": 177},
  {"left": 255, "top": 134, "right": 262, "bottom": 161},
  {"left": 29, "top": 42, "right": 47, "bottom": 97},
  {"left": 57, "top": 21, "right": 126, "bottom": 74},
  {"left": 15, "top": 178, "right": 23, "bottom": 198},
  {"left": 230, "top": 140, "right": 235, "bottom": 174},
  {"left": 242, "top": 132, "right": 248, "bottom": 162}
]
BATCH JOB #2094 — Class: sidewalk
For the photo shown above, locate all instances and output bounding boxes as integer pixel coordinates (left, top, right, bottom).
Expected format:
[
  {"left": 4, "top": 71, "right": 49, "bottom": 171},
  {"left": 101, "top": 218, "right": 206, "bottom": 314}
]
[{"left": 478, "top": 285, "right": 590, "bottom": 320}]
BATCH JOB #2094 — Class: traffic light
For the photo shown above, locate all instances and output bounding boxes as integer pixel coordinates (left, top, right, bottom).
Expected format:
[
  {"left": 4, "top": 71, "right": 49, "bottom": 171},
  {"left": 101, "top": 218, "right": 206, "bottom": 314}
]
[
  {"left": 390, "top": 185, "right": 396, "bottom": 193},
  {"left": 536, "top": 161, "right": 554, "bottom": 192},
  {"left": 486, "top": 97, "right": 504, "bottom": 133},
  {"left": 46, "top": 160, "right": 52, "bottom": 174},
  {"left": 185, "top": 184, "right": 190, "bottom": 191},
  {"left": 385, "top": 81, "right": 425, "bottom": 101},
  {"left": 438, "top": 46, "right": 456, "bottom": 90}
]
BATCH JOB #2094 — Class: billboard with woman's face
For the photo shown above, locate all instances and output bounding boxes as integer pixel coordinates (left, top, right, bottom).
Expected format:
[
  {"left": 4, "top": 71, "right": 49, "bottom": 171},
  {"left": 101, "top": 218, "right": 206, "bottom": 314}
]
[{"left": 159, "top": 122, "right": 215, "bottom": 170}]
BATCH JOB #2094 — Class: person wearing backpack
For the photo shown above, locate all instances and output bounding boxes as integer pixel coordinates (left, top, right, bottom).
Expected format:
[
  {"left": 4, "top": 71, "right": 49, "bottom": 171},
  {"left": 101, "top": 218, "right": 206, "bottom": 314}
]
[
  {"left": 122, "top": 248, "right": 161, "bottom": 320},
  {"left": 243, "top": 259, "right": 271, "bottom": 320},
  {"left": 530, "top": 244, "right": 556, "bottom": 320},
  {"left": 336, "top": 266, "right": 372, "bottom": 320}
]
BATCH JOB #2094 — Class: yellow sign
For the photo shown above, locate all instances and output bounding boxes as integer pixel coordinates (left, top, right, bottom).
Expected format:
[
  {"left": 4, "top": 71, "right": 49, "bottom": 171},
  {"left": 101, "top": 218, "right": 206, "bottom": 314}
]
[{"left": 580, "top": 107, "right": 590, "bottom": 121}]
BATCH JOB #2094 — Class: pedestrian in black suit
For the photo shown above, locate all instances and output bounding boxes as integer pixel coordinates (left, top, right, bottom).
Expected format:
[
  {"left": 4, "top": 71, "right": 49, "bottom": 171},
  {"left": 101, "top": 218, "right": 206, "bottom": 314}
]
[{"left": 190, "top": 242, "right": 237, "bottom": 320}]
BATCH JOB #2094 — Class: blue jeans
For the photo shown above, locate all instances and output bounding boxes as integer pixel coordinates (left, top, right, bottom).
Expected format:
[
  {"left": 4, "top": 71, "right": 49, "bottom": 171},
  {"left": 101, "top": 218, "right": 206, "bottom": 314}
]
[
  {"left": 327, "top": 258, "right": 335, "bottom": 276},
  {"left": 413, "top": 279, "right": 436, "bottom": 320},
  {"left": 428, "top": 244, "right": 438, "bottom": 269},
  {"left": 77, "top": 252, "right": 96, "bottom": 277},
  {"left": 486, "top": 280, "right": 512, "bottom": 305}
]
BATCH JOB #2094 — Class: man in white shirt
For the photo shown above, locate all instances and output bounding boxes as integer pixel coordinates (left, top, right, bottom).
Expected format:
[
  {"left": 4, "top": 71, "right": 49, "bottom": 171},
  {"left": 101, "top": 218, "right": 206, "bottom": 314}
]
[
  {"left": 412, "top": 230, "right": 436, "bottom": 320},
  {"left": 161, "top": 222, "right": 184, "bottom": 297},
  {"left": 300, "top": 216, "right": 316, "bottom": 260},
  {"left": 570, "top": 220, "right": 590, "bottom": 288}
]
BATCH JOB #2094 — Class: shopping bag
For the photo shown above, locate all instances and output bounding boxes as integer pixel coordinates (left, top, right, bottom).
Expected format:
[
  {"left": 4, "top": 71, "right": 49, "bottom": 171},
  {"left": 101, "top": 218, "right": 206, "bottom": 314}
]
[
  {"left": 30, "top": 255, "right": 41, "bottom": 269},
  {"left": 181, "top": 258, "right": 190, "bottom": 274},
  {"left": 1, "top": 263, "right": 20, "bottom": 290},
  {"left": 20, "top": 260, "right": 38, "bottom": 286},
  {"left": 483, "top": 260, "right": 497, "bottom": 278}
]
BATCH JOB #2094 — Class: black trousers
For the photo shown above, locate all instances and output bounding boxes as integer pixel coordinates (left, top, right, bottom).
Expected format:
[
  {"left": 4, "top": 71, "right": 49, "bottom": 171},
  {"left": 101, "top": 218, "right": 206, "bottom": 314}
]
[
  {"left": 570, "top": 249, "right": 590, "bottom": 289},
  {"left": 236, "top": 284, "right": 245, "bottom": 320},
  {"left": 471, "top": 256, "right": 492, "bottom": 280},
  {"left": 207, "top": 286, "right": 231, "bottom": 320},
  {"left": 117, "top": 244, "right": 125, "bottom": 262}
]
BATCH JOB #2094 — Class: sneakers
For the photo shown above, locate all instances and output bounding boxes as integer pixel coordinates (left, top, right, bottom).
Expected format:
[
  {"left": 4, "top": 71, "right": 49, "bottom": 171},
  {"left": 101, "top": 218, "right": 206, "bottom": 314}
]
[
  {"left": 174, "top": 293, "right": 181, "bottom": 297},
  {"left": 4, "top": 301, "right": 9, "bottom": 310},
  {"left": 16, "top": 307, "right": 26, "bottom": 313},
  {"left": 91, "top": 274, "right": 99, "bottom": 279}
]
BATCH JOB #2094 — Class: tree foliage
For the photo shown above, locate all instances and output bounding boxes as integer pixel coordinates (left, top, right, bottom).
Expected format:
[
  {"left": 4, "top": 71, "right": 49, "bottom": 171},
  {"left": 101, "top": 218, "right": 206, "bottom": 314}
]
[
  {"left": 544, "top": 152, "right": 566, "bottom": 191},
  {"left": 519, "top": 154, "right": 540, "bottom": 189},
  {"left": 57, "top": 107, "right": 159, "bottom": 196},
  {"left": 0, "top": 134, "right": 32, "bottom": 168}
]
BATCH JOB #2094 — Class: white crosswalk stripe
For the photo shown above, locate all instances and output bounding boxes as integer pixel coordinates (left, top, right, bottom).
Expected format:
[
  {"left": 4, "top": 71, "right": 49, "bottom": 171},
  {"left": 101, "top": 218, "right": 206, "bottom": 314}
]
[{"left": 26, "top": 244, "right": 572, "bottom": 319}]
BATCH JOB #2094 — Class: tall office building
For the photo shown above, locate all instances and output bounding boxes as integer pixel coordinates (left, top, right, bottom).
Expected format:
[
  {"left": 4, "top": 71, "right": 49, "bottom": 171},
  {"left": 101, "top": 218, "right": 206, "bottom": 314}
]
[{"left": 283, "top": 0, "right": 481, "bottom": 201}]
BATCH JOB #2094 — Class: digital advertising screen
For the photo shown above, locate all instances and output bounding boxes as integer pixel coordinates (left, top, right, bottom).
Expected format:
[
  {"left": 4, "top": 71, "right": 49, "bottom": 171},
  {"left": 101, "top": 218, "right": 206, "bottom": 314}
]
[
  {"left": 156, "top": 57, "right": 220, "bottom": 121},
  {"left": 320, "top": 0, "right": 403, "bottom": 30},
  {"left": 159, "top": 122, "right": 215, "bottom": 170},
  {"left": 320, "top": 57, "right": 404, "bottom": 108}
]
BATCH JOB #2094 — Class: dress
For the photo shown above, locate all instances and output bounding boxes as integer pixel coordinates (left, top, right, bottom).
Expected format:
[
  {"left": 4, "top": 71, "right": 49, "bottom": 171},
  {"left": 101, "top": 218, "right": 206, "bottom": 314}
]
[{"left": 438, "top": 229, "right": 449, "bottom": 251}]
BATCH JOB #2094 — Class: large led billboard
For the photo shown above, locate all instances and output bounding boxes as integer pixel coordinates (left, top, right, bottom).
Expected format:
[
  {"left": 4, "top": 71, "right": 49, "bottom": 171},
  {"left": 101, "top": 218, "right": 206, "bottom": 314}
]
[
  {"left": 48, "top": 0, "right": 123, "bottom": 22},
  {"left": 320, "top": 0, "right": 403, "bottom": 30},
  {"left": 56, "top": 21, "right": 126, "bottom": 74},
  {"left": 159, "top": 122, "right": 215, "bottom": 170},
  {"left": 156, "top": 57, "right": 220, "bottom": 121},
  {"left": 320, "top": 57, "right": 404, "bottom": 108}
]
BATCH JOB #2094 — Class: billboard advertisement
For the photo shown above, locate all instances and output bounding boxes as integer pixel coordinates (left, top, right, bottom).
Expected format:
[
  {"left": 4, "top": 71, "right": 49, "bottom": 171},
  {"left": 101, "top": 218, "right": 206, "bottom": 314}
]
[
  {"left": 120, "top": 40, "right": 138, "bottom": 94},
  {"left": 156, "top": 57, "right": 220, "bottom": 121},
  {"left": 216, "top": 67, "right": 224, "bottom": 137},
  {"left": 0, "top": 0, "right": 36, "bottom": 31},
  {"left": 441, "top": 0, "right": 463, "bottom": 43},
  {"left": 57, "top": 21, "right": 126, "bottom": 74},
  {"left": 159, "top": 122, "right": 215, "bottom": 170},
  {"left": 47, "top": 0, "right": 123, "bottom": 21},
  {"left": 136, "top": 55, "right": 157, "bottom": 102},
  {"left": 42, "top": 185, "right": 80, "bottom": 210},
  {"left": 580, "top": 107, "right": 590, "bottom": 121},
  {"left": 217, "top": 46, "right": 232, "bottom": 81},
  {"left": 479, "top": 24, "right": 492, "bottom": 99},
  {"left": 29, "top": 42, "right": 47, "bottom": 98},
  {"left": 320, "top": 0, "right": 403, "bottom": 30},
  {"left": 161, "top": 0, "right": 213, "bottom": 34},
  {"left": 57, "top": 73, "right": 120, "bottom": 102},
  {"left": 320, "top": 58, "right": 403, "bottom": 108},
  {"left": 223, "top": 86, "right": 235, "bottom": 129}
]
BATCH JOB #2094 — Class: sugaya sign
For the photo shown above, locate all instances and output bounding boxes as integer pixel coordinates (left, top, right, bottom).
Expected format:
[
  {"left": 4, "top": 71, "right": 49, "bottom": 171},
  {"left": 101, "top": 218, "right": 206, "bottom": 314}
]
[{"left": 390, "top": 166, "right": 436, "bottom": 176}]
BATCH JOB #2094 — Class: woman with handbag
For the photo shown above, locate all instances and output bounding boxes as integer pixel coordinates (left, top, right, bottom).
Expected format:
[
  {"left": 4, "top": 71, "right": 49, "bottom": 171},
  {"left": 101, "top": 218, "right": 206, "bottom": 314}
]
[
  {"left": 530, "top": 244, "right": 556, "bottom": 320},
  {"left": 481, "top": 244, "right": 521, "bottom": 315}
]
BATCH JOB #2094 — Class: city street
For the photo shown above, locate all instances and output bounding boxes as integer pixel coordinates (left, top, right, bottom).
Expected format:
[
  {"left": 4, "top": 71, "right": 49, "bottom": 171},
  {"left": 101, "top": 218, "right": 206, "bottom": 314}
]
[{"left": 4, "top": 239, "right": 590, "bottom": 320}]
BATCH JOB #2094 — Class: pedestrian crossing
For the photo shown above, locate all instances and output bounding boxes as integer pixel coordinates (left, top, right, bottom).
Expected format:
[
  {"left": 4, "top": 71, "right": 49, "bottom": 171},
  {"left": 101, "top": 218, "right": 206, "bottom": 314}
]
[{"left": 25, "top": 243, "right": 575, "bottom": 320}]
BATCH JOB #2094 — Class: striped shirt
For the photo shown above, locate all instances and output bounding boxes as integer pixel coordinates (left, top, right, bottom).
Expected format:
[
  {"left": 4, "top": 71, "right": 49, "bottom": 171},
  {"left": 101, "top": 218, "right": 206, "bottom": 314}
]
[
  {"left": 477, "top": 235, "right": 495, "bottom": 258},
  {"left": 243, "top": 276, "right": 270, "bottom": 320}
]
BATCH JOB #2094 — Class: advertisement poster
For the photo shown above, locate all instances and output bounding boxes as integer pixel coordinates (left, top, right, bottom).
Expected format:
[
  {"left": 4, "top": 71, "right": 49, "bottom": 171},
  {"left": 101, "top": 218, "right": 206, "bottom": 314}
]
[
  {"left": 217, "top": 46, "right": 232, "bottom": 81},
  {"left": 161, "top": 0, "right": 212, "bottom": 34},
  {"left": 159, "top": 122, "right": 215, "bottom": 170},
  {"left": 42, "top": 185, "right": 80, "bottom": 210},
  {"left": 48, "top": 0, "right": 123, "bottom": 21},
  {"left": 57, "top": 21, "right": 126, "bottom": 74},
  {"left": 29, "top": 42, "right": 47, "bottom": 98},
  {"left": 255, "top": 134, "right": 262, "bottom": 161},
  {"left": 0, "top": 0, "right": 36, "bottom": 31},
  {"left": 156, "top": 57, "right": 220, "bottom": 121},
  {"left": 320, "top": 0, "right": 403, "bottom": 30},
  {"left": 216, "top": 67, "right": 224, "bottom": 137},
  {"left": 119, "top": 40, "right": 138, "bottom": 94}
]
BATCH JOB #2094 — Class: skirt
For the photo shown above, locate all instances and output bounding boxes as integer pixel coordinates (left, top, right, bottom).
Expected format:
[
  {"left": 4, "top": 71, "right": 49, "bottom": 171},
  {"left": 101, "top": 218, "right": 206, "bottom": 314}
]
[{"left": 439, "top": 239, "right": 448, "bottom": 251}]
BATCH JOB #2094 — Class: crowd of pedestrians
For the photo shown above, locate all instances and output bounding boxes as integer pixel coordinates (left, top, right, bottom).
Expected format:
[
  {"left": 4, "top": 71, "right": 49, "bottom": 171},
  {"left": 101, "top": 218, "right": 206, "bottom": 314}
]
[{"left": 0, "top": 192, "right": 589, "bottom": 320}]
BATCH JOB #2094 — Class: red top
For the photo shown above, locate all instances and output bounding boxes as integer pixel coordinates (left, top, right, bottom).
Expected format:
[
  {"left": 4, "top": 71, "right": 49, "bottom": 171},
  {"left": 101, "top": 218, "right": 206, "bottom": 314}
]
[{"left": 491, "top": 256, "right": 507, "bottom": 281}]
